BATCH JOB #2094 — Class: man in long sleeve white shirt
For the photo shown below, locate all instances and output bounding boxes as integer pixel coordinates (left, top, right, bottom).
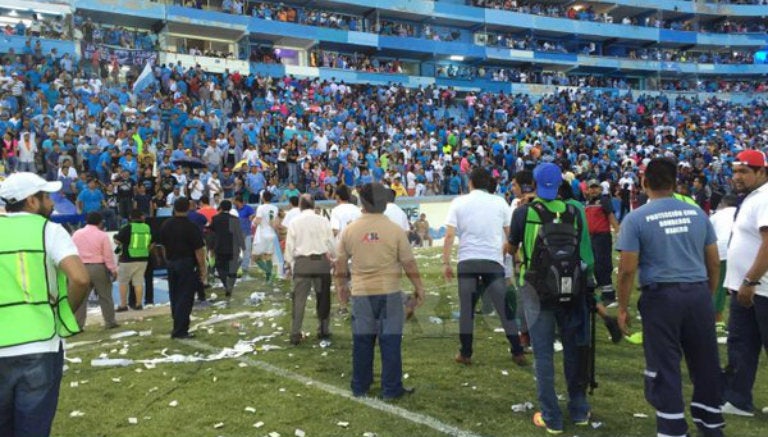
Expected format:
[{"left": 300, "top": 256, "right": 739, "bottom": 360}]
[{"left": 285, "top": 194, "right": 336, "bottom": 345}]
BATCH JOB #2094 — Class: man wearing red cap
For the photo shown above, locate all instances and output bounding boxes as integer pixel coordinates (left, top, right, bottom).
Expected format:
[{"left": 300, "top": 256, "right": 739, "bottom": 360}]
[{"left": 721, "top": 149, "right": 768, "bottom": 417}]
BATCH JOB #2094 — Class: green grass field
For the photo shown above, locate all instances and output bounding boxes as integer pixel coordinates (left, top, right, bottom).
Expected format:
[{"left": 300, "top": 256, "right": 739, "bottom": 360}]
[{"left": 53, "top": 247, "right": 768, "bottom": 437}]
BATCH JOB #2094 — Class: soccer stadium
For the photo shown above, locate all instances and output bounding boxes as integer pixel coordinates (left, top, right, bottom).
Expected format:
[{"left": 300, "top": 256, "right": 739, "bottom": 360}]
[{"left": 1, "top": 0, "right": 768, "bottom": 436}]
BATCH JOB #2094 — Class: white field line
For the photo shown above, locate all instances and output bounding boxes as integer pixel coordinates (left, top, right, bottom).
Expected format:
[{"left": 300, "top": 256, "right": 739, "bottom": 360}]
[{"left": 185, "top": 339, "right": 482, "bottom": 437}]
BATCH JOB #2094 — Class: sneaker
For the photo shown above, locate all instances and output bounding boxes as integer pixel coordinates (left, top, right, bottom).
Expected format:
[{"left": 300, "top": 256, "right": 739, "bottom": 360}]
[
  {"left": 604, "top": 316, "right": 623, "bottom": 343},
  {"left": 605, "top": 300, "right": 618, "bottom": 309},
  {"left": 532, "top": 412, "right": 563, "bottom": 435},
  {"left": 574, "top": 411, "right": 591, "bottom": 426},
  {"left": 721, "top": 401, "right": 755, "bottom": 417},
  {"left": 625, "top": 332, "right": 644, "bottom": 345},
  {"left": 455, "top": 353, "right": 472, "bottom": 365},
  {"left": 115, "top": 306, "right": 128, "bottom": 313}
]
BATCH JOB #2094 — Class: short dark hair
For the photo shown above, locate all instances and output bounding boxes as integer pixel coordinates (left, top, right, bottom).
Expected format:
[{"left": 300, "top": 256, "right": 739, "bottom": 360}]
[
  {"left": 86, "top": 211, "right": 103, "bottom": 226},
  {"left": 289, "top": 196, "right": 299, "bottom": 207},
  {"left": 130, "top": 210, "right": 145, "bottom": 221},
  {"left": 299, "top": 195, "right": 314, "bottom": 211},
  {"left": 694, "top": 175, "right": 708, "bottom": 185},
  {"left": 558, "top": 180, "right": 574, "bottom": 200},
  {"left": 200, "top": 195, "right": 210, "bottom": 205},
  {"left": 219, "top": 200, "right": 232, "bottom": 211},
  {"left": 469, "top": 167, "right": 493, "bottom": 191},
  {"left": 234, "top": 194, "right": 244, "bottom": 204},
  {"left": 359, "top": 183, "right": 388, "bottom": 214},
  {"left": 644, "top": 158, "right": 677, "bottom": 191},
  {"left": 513, "top": 170, "right": 533, "bottom": 186},
  {"left": 720, "top": 194, "right": 739, "bottom": 208},
  {"left": 3, "top": 192, "right": 44, "bottom": 213},
  {"left": 173, "top": 197, "right": 190, "bottom": 213},
  {"left": 262, "top": 191, "right": 273, "bottom": 202},
  {"left": 336, "top": 184, "right": 351, "bottom": 202}
]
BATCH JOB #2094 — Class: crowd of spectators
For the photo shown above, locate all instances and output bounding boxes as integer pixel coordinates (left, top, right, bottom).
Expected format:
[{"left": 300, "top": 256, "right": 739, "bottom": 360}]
[
  {"left": 1, "top": 37, "right": 768, "bottom": 232},
  {"left": 310, "top": 51, "right": 408, "bottom": 74},
  {"left": 471, "top": 0, "right": 768, "bottom": 34}
]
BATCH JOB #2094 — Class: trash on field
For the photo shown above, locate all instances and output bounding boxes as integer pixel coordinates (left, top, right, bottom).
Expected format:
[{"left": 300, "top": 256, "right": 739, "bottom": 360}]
[
  {"left": 69, "top": 410, "right": 85, "bottom": 418},
  {"left": 633, "top": 413, "right": 649, "bottom": 418},
  {"left": 169, "top": 400, "right": 178, "bottom": 407},
  {"left": 511, "top": 402, "right": 534, "bottom": 413},
  {"left": 403, "top": 373, "right": 409, "bottom": 380},
  {"left": 64, "top": 356, "right": 82, "bottom": 363},
  {"left": 295, "top": 429, "right": 305, "bottom": 437},
  {"left": 139, "top": 330, "right": 152, "bottom": 337},
  {"left": 763, "top": 407, "right": 768, "bottom": 414},
  {"left": 556, "top": 394, "right": 565, "bottom": 401},
  {"left": 501, "top": 370, "right": 509, "bottom": 376},
  {"left": 268, "top": 432, "right": 281, "bottom": 437},
  {"left": 428, "top": 316, "right": 443, "bottom": 324},
  {"left": 717, "top": 337, "right": 727, "bottom": 344},
  {"left": 337, "top": 422, "right": 349, "bottom": 428},
  {"left": 111, "top": 377, "right": 121, "bottom": 383},
  {"left": 110, "top": 330, "right": 138, "bottom": 339},
  {"left": 70, "top": 381, "right": 78, "bottom": 388},
  {"left": 253, "top": 421, "right": 265, "bottom": 428},
  {"left": 128, "top": 417, "right": 138, "bottom": 425},
  {"left": 213, "top": 422, "right": 224, "bottom": 429},
  {"left": 362, "top": 432, "right": 377, "bottom": 437},
  {"left": 245, "top": 407, "right": 256, "bottom": 413},
  {"left": 591, "top": 421, "right": 603, "bottom": 429},
  {"left": 91, "top": 358, "right": 134, "bottom": 367},
  {"left": 554, "top": 341, "right": 563, "bottom": 352}
]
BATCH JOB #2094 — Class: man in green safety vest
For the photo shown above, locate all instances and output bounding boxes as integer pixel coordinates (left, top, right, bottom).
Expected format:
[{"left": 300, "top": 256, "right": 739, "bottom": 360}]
[
  {"left": 0, "top": 172, "right": 90, "bottom": 436},
  {"left": 114, "top": 210, "right": 152, "bottom": 312}
]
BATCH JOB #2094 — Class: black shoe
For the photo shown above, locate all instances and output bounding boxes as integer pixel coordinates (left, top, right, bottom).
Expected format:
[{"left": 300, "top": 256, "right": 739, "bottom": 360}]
[
  {"left": 172, "top": 333, "right": 196, "bottom": 340},
  {"left": 384, "top": 386, "right": 415, "bottom": 400},
  {"left": 115, "top": 306, "right": 128, "bottom": 313},
  {"left": 604, "top": 316, "right": 623, "bottom": 343},
  {"left": 104, "top": 323, "right": 120, "bottom": 330},
  {"left": 133, "top": 305, "right": 143, "bottom": 311},
  {"left": 290, "top": 333, "right": 303, "bottom": 345}
]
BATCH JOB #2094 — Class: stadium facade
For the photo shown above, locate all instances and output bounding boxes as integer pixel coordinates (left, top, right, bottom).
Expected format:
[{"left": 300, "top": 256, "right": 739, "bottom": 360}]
[{"left": 1, "top": 0, "right": 767, "bottom": 101}]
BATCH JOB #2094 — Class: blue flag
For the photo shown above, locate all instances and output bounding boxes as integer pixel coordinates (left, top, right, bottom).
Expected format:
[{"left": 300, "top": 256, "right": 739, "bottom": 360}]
[{"left": 133, "top": 61, "right": 155, "bottom": 94}]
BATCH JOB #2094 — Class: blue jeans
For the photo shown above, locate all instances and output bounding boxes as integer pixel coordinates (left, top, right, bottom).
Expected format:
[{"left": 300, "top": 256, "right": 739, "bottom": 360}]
[
  {"left": 724, "top": 293, "right": 768, "bottom": 412},
  {"left": 0, "top": 348, "right": 64, "bottom": 437},
  {"left": 351, "top": 293, "right": 405, "bottom": 399},
  {"left": 241, "top": 235, "right": 252, "bottom": 271},
  {"left": 522, "top": 284, "right": 590, "bottom": 430}
]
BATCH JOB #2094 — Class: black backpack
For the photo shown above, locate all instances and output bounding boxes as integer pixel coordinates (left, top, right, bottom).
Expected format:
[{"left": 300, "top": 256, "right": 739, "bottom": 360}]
[{"left": 524, "top": 201, "right": 585, "bottom": 307}]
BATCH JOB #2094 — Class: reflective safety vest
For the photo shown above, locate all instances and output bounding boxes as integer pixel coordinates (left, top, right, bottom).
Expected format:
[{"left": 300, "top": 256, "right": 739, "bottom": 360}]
[
  {"left": 0, "top": 214, "right": 80, "bottom": 348},
  {"left": 127, "top": 222, "right": 151, "bottom": 259},
  {"left": 673, "top": 193, "right": 698, "bottom": 207}
]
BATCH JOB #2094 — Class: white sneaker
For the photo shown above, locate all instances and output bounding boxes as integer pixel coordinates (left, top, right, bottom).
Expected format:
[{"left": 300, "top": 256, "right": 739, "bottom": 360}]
[
  {"left": 606, "top": 301, "right": 618, "bottom": 309},
  {"left": 721, "top": 401, "right": 755, "bottom": 417}
]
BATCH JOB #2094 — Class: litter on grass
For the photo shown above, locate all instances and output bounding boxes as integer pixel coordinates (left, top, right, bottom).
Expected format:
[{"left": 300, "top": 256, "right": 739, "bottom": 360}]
[
  {"left": 110, "top": 331, "right": 138, "bottom": 340},
  {"left": 511, "top": 402, "right": 534, "bottom": 413},
  {"left": 69, "top": 411, "right": 85, "bottom": 418},
  {"left": 633, "top": 413, "right": 649, "bottom": 418},
  {"left": 128, "top": 417, "right": 138, "bottom": 425}
]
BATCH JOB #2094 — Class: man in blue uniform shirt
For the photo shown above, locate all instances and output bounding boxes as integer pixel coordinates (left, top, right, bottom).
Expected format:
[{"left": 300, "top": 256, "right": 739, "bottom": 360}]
[{"left": 616, "top": 158, "right": 724, "bottom": 437}]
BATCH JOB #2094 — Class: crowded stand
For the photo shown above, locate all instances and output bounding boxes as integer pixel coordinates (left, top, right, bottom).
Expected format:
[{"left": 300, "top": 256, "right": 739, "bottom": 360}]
[{"left": 1, "top": 37, "right": 767, "bottom": 233}]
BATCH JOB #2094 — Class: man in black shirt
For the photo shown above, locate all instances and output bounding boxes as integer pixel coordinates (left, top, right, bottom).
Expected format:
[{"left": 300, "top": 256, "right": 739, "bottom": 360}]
[
  {"left": 159, "top": 197, "right": 207, "bottom": 339},
  {"left": 115, "top": 169, "right": 135, "bottom": 222},
  {"left": 138, "top": 167, "right": 156, "bottom": 195},
  {"left": 210, "top": 200, "right": 244, "bottom": 298}
]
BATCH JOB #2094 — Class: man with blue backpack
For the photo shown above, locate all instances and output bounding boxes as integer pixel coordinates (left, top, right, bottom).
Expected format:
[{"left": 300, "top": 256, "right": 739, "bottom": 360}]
[{"left": 508, "top": 162, "right": 594, "bottom": 434}]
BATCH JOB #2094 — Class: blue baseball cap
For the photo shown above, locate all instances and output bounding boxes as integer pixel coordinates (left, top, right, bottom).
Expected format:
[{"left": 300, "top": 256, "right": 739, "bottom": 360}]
[{"left": 533, "top": 163, "right": 562, "bottom": 200}]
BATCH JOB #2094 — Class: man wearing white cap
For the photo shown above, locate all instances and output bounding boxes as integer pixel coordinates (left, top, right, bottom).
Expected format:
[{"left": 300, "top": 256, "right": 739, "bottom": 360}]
[{"left": 0, "top": 172, "right": 90, "bottom": 436}]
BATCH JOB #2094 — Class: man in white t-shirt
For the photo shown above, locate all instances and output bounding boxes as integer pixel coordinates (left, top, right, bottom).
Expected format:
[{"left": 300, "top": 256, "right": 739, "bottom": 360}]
[
  {"left": 0, "top": 173, "right": 90, "bottom": 436},
  {"left": 709, "top": 194, "right": 738, "bottom": 330},
  {"left": 281, "top": 196, "right": 301, "bottom": 229},
  {"left": 252, "top": 191, "right": 279, "bottom": 282},
  {"left": 721, "top": 150, "right": 768, "bottom": 417},
  {"left": 384, "top": 189, "right": 410, "bottom": 232},
  {"left": 442, "top": 167, "right": 526, "bottom": 366},
  {"left": 330, "top": 185, "right": 361, "bottom": 239}
]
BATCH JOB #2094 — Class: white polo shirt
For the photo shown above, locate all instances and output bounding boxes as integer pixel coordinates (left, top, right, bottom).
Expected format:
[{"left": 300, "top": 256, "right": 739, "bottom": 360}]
[
  {"left": 710, "top": 206, "right": 737, "bottom": 261},
  {"left": 0, "top": 213, "right": 79, "bottom": 358},
  {"left": 445, "top": 189, "right": 511, "bottom": 266},
  {"left": 724, "top": 182, "right": 768, "bottom": 297}
]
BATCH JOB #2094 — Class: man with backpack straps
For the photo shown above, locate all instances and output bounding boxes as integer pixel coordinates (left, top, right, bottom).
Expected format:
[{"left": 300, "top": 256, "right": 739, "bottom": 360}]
[{"left": 508, "top": 163, "right": 593, "bottom": 434}]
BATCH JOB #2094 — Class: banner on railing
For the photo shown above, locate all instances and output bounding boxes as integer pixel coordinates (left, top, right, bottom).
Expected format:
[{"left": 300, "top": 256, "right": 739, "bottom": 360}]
[{"left": 81, "top": 42, "right": 157, "bottom": 67}]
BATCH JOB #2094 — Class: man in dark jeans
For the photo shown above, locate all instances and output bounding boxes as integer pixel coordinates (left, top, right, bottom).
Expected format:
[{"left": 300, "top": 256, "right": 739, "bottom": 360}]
[
  {"left": 210, "top": 200, "right": 244, "bottom": 298},
  {"left": 159, "top": 197, "right": 207, "bottom": 339}
]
